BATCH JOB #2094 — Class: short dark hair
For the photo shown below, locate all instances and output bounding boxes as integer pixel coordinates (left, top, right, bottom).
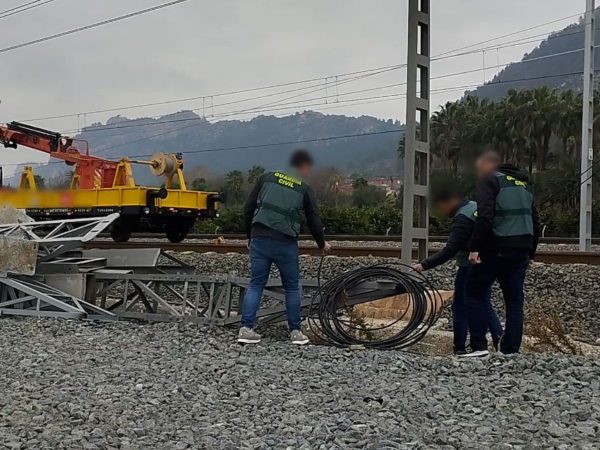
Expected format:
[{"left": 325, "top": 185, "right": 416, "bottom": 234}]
[
  {"left": 431, "top": 186, "right": 463, "bottom": 204},
  {"left": 478, "top": 149, "right": 501, "bottom": 165},
  {"left": 289, "top": 149, "right": 313, "bottom": 168}
]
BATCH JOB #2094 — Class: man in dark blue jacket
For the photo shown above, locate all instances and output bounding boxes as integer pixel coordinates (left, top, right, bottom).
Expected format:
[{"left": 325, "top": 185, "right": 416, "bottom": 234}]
[{"left": 413, "top": 189, "right": 502, "bottom": 355}]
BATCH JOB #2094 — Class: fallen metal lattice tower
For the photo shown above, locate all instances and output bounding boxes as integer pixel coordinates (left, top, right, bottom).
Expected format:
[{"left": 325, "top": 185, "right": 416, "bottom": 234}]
[
  {"left": 0, "top": 276, "right": 115, "bottom": 320},
  {"left": 92, "top": 270, "right": 403, "bottom": 325},
  {"left": 0, "top": 214, "right": 120, "bottom": 262},
  {"left": 0, "top": 214, "right": 119, "bottom": 320}
]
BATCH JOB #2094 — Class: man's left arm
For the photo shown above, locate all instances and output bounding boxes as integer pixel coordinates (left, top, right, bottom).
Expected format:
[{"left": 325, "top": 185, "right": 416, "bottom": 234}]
[
  {"left": 244, "top": 176, "right": 264, "bottom": 240},
  {"left": 303, "top": 186, "right": 326, "bottom": 249},
  {"left": 419, "top": 215, "right": 473, "bottom": 271}
]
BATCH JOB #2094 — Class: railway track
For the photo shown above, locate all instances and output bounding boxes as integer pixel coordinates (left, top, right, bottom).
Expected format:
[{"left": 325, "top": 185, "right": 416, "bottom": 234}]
[
  {"left": 86, "top": 241, "right": 600, "bottom": 265},
  {"left": 110, "top": 232, "right": 600, "bottom": 245}
]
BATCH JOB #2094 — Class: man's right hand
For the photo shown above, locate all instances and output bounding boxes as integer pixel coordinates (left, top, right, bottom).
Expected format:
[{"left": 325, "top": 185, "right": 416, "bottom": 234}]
[
  {"left": 322, "top": 242, "right": 332, "bottom": 254},
  {"left": 412, "top": 263, "right": 424, "bottom": 273},
  {"left": 469, "top": 251, "right": 481, "bottom": 265}
]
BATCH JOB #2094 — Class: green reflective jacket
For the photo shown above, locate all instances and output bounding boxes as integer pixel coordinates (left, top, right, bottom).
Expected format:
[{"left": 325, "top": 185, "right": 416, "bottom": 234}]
[
  {"left": 252, "top": 171, "right": 307, "bottom": 238},
  {"left": 493, "top": 171, "right": 534, "bottom": 238}
]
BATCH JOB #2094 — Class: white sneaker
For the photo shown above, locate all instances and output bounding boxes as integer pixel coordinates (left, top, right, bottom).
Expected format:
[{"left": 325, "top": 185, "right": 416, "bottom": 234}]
[
  {"left": 238, "top": 327, "right": 261, "bottom": 344},
  {"left": 455, "top": 349, "right": 489, "bottom": 358},
  {"left": 290, "top": 330, "right": 309, "bottom": 345}
]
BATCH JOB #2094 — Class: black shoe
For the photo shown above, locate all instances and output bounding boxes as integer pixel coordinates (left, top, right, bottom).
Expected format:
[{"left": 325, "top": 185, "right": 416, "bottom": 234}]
[{"left": 454, "top": 349, "right": 468, "bottom": 356}]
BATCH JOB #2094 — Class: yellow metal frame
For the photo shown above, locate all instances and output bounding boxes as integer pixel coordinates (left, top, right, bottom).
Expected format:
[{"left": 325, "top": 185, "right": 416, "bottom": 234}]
[
  {"left": 113, "top": 159, "right": 136, "bottom": 188},
  {"left": 2, "top": 164, "right": 217, "bottom": 212},
  {"left": 165, "top": 167, "right": 187, "bottom": 190},
  {"left": 0, "top": 185, "right": 216, "bottom": 211},
  {"left": 19, "top": 166, "right": 37, "bottom": 191}
]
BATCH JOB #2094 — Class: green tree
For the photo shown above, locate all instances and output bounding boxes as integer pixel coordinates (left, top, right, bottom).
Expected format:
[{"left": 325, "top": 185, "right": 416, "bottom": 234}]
[
  {"left": 191, "top": 177, "right": 208, "bottom": 191},
  {"left": 48, "top": 170, "right": 73, "bottom": 189},
  {"left": 34, "top": 175, "right": 45, "bottom": 189},
  {"left": 352, "top": 183, "right": 386, "bottom": 208},
  {"left": 351, "top": 177, "right": 369, "bottom": 190},
  {"left": 247, "top": 165, "right": 266, "bottom": 185},
  {"left": 222, "top": 170, "right": 246, "bottom": 205}
]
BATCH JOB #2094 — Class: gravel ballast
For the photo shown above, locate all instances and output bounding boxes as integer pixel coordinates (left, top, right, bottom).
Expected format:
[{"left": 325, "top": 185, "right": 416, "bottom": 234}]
[{"left": 0, "top": 319, "right": 599, "bottom": 449}]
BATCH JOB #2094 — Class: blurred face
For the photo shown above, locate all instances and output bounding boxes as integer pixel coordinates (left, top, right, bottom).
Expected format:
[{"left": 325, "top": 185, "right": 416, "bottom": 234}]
[
  {"left": 435, "top": 198, "right": 458, "bottom": 217},
  {"left": 476, "top": 156, "right": 498, "bottom": 179},
  {"left": 295, "top": 163, "right": 312, "bottom": 178}
]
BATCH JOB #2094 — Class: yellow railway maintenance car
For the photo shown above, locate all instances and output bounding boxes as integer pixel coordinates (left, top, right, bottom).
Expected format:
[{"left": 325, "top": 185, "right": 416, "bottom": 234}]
[{"left": 1, "top": 122, "right": 220, "bottom": 242}]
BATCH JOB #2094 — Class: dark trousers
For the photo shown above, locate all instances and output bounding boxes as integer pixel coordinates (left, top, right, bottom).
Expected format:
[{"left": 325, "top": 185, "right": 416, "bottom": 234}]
[
  {"left": 241, "top": 237, "right": 302, "bottom": 331},
  {"left": 466, "top": 250, "right": 529, "bottom": 354},
  {"left": 453, "top": 266, "right": 503, "bottom": 352}
]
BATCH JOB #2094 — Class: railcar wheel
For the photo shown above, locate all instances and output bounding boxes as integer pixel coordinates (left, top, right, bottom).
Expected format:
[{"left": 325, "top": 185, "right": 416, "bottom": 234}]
[
  {"left": 110, "top": 218, "right": 134, "bottom": 242},
  {"left": 166, "top": 228, "right": 186, "bottom": 243},
  {"left": 165, "top": 219, "right": 194, "bottom": 243}
]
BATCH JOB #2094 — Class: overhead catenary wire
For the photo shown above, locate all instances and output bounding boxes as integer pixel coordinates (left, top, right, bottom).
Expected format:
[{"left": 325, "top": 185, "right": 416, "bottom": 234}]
[
  {"left": 434, "top": 11, "right": 584, "bottom": 58},
  {"left": 55, "top": 46, "right": 598, "bottom": 136},
  {"left": 0, "top": 0, "right": 42, "bottom": 15},
  {"left": 21, "top": 65, "right": 405, "bottom": 123},
  {"left": 16, "top": 10, "right": 590, "bottom": 125},
  {"left": 80, "top": 62, "right": 600, "bottom": 156},
  {"left": 0, "top": 0, "right": 56, "bottom": 20},
  {"left": 0, "top": 0, "right": 192, "bottom": 55}
]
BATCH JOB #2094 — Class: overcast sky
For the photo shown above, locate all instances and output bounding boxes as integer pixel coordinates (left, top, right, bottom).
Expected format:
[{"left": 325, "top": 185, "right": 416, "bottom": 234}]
[{"left": 0, "top": 0, "right": 585, "bottom": 169}]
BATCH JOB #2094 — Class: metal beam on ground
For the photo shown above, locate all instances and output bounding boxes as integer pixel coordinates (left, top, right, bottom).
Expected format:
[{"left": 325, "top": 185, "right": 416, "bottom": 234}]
[
  {"left": 580, "top": 0, "right": 595, "bottom": 251},
  {"left": 0, "top": 213, "right": 120, "bottom": 261},
  {"left": 402, "top": 0, "right": 431, "bottom": 264}
]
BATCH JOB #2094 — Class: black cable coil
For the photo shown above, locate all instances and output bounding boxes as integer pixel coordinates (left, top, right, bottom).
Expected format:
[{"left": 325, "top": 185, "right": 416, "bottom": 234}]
[{"left": 307, "top": 261, "right": 443, "bottom": 350}]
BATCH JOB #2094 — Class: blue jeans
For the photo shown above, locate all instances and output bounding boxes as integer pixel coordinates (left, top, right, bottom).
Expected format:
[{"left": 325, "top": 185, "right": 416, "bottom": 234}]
[
  {"left": 453, "top": 266, "right": 503, "bottom": 352},
  {"left": 241, "top": 237, "right": 302, "bottom": 331},
  {"left": 466, "top": 250, "right": 529, "bottom": 353}
]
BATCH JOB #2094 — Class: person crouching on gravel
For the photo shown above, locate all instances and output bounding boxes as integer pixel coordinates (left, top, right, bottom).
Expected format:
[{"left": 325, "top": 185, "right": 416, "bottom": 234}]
[
  {"left": 412, "top": 188, "right": 502, "bottom": 356},
  {"left": 238, "top": 149, "right": 331, "bottom": 345}
]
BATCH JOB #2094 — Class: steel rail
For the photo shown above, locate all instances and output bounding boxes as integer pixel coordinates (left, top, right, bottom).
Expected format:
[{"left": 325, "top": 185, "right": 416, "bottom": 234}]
[
  {"left": 101, "top": 233, "right": 600, "bottom": 245},
  {"left": 85, "top": 241, "right": 600, "bottom": 265}
]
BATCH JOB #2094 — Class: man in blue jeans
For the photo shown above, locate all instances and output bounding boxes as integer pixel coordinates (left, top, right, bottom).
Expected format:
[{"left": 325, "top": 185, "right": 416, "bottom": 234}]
[
  {"left": 238, "top": 150, "right": 331, "bottom": 345},
  {"left": 413, "top": 189, "right": 502, "bottom": 355},
  {"left": 467, "top": 151, "right": 540, "bottom": 356}
]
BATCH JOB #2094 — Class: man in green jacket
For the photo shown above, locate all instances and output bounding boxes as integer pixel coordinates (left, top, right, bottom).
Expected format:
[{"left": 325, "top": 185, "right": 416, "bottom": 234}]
[
  {"left": 467, "top": 150, "right": 540, "bottom": 356},
  {"left": 239, "top": 150, "right": 331, "bottom": 345}
]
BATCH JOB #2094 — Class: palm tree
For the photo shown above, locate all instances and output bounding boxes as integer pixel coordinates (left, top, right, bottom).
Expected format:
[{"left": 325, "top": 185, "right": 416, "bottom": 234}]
[
  {"left": 557, "top": 90, "right": 582, "bottom": 158},
  {"left": 530, "top": 87, "right": 559, "bottom": 172},
  {"left": 224, "top": 170, "right": 245, "bottom": 204},
  {"left": 247, "top": 165, "right": 266, "bottom": 185}
]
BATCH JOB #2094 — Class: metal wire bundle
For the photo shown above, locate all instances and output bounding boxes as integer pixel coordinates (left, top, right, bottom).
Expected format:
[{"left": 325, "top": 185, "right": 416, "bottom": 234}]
[{"left": 307, "top": 262, "right": 443, "bottom": 350}]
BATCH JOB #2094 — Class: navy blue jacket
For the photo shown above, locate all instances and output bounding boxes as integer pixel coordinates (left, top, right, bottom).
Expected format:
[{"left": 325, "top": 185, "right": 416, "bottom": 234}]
[{"left": 420, "top": 199, "right": 475, "bottom": 270}]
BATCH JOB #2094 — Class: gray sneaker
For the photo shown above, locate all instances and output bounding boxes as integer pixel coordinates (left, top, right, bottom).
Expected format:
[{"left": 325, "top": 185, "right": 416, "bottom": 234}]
[
  {"left": 238, "top": 327, "right": 261, "bottom": 344},
  {"left": 456, "top": 349, "right": 489, "bottom": 358},
  {"left": 290, "top": 330, "right": 309, "bottom": 345}
]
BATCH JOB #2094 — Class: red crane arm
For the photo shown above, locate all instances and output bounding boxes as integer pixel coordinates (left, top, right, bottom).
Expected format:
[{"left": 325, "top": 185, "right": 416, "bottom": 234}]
[{"left": 1, "top": 121, "right": 118, "bottom": 189}]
